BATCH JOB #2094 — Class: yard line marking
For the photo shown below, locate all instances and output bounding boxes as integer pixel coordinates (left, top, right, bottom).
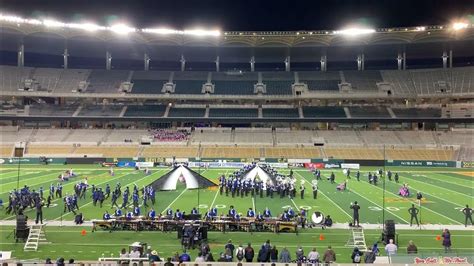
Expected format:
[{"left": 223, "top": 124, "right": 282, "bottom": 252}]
[
  {"left": 402, "top": 174, "right": 473, "bottom": 197},
  {"left": 295, "top": 172, "right": 352, "bottom": 219},
  {"left": 252, "top": 196, "right": 256, "bottom": 211},
  {"left": 161, "top": 188, "right": 188, "bottom": 214},
  {"left": 210, "top": 169, "right": 229, "bottom": 208},
  {"left": 290, "top": 198, "right": 300, "bottom": 211},
  {"left": 366, "top": 181, "right": 464, "bottom": 225},
  {"left": 347, "top": 186, "right": 410, "bottom": 224}
]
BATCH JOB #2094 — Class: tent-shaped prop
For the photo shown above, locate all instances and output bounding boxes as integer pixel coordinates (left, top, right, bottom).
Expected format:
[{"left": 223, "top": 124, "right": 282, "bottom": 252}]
[
  {"left": 149, "top": 165, "right": 217, "bottom": 191},
  {"left": 242, "top": 165, "right": 277, "bottom": 187}
]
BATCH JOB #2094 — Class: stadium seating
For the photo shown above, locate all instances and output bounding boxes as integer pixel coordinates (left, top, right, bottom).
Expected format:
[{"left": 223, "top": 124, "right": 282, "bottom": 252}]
[
  {"left": 62, "top": 129, "right": 109, "bottom": 143},
  {"left": 73, "top": 145, "right": 139, "bottom": 157},
  {"left": 212, "top": 72, "right": 257, "bottom": 95},
  {"left": 191, "top": 130, "right": 232, "bottom": 145},
  {"left": 350, "top": 107, "right": 390, "bottom": 117},
  {"left": 29, "top": 104, "right": 78, "bottom": 117},
  {"left": 262, "top": 72, "right": 294, "bottom": 95},
  {"left": 130, "top": 80, "right": 168, "bottom": 94},
  {"left": 410, "top": 69, "right": 452, "bottom": 95},
  {"left": 26, "top": 144, "right": 74, "bottom": 156},
  {"left": 325, "top": 148, "right": 384, "bottom": 159},
  {"left": 173, "top": 71, "right": 208, "bottom": 94},
  {"left": 30, "top": 129, "right": 72, "bottom": 142},
  {"left": 168, "top": 107, "right": 206, "bottom": 117},
  {"left": 450, "top": 66, "right": 474, "bottom": 93},
  {"left": 385, "top": 148, "right": 454, "bottom": 161},
  {"left": 344, "top": 70, "right": 383, "bottom": 91},
  {"left": 141, "top": 146, "right": 198, "bottom": 158},
  {"left": 31, "top": 67, "right": 63, "bottom": 91},
  {"left": 0, "top": 145, "right": 13, "bottom": 157},
  {"left": 302, "top": 107, "right": 346, "bottom": 117},
  {"left": 124, "top": 105, "right": 167, "bottom": 117},
  {"left": 316, "top": 130, "right": 362, "bottom": 146},
  {"left": 0, "top": 66, "right": 34, "bottom": 92},
  {"left": 275, "top": 131, "right": 314, "bottom": 145},
  {"left": 392, "top": 108, "right": 442, "bottom": 118},
  {"left": 86, "top": 70, "right": 129, "bottom": 93},
  {"left": 234, "top": 132, "right": 273, "bottom": 145},
  {"left": 264, "top": 147, "right": 322, "bottom": 158},
  {"left": 77, "top": 105, "right": 124, "bottom": 117},
  {"left": 208, "top": 108, "right": 258, "bottom": 118},
  {"left": 54, "top": 68, "right": 91, "bottom": 92},
  {"left": 201, "top": 146, "right": 261, "bottom": 158},
  {"left": 105, "top": 129, "right": 149, "bottom": 143},
  {"left": 380, "top": 70, "right": 416, "bottom": 94},
  {"left": 298, "top": 71, "right": 341, "bottom": 91},
  {"left": 262, "top": 108, "right": 299, "bottom": 118}
]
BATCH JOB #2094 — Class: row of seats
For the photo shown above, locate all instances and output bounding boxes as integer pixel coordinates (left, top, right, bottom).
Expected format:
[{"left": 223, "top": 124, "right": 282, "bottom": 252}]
[
  {"left": 4, "top": 65, "right": 472, "bottom": 95},
  {"left": 20, "top": 144, "right": 455, "bottom": 160},
  {"left": 24, "top": 104, "right": 443, "bottom": 118}
]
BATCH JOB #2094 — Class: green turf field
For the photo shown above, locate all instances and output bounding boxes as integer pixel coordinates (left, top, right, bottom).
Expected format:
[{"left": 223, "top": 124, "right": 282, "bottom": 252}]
[
  {"left": 0, "top": 164, "right": 472, "bottom": 225},
  {"left": 0, "top": 164, "right": 473, "bottom": 262}
]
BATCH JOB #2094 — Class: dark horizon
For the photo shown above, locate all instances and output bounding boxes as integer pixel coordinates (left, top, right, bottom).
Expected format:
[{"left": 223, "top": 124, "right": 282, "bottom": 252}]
[{"left": 1, "top": 0, "right": 474, "bottom": 31}]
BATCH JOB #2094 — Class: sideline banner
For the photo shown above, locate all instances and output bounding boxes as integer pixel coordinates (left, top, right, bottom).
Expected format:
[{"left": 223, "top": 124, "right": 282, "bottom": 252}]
[{"left": 341, "top": 163, "right": 360, "bottom": 170}]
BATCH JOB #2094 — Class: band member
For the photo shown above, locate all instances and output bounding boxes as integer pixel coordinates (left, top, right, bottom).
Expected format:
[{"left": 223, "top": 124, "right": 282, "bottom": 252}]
[
  {"left": 346, "top": 169, "right": 351, "bottom": 179},
  {"left": 300, "top": 183, "right": 305, "bottom": 199},
  {"left": 330, "top": 172, "right": 335, "bottom": 184},
  {"left": 312, "top": 183, "right": 318, "bottom": 199},
  {"left": 263, "top": 207, "right": 272, "bottom": 218},
  {"left": 148, "top": 208, "right": 156, "bottom": 219},
  {"left": 35, "top": 200, "right": 44, "bottom": 224},
  {"left": 394, "top": 173, "right": 399, "bottom": 183},
  {"left": 175, "top": 209, "right": 183, "bottom": 220},
  {"left": 350, "top": 201, "right": 360, "bottom": 227},
  {"left": 114, "top": 208, "right": 122, "bottom": 217},
  {"left": 228, "top": 206, "right": 236, "bottom": 218},
  {"left": 191, "top": 207, "right": 198, "bottom": 215},
  {"left": 126, "top": 211, "right": 133, "bottom": 220},
  {"left": 247, "top": 208, "right": 255, "bottom": 218},
  {"left": 103, "top": 211, "right": 111, "bottom": 220},
  {"left": 408, "top": 204, "right": 420, "bottom": 226},
  {"left": 166, "top": 208, "right": 173, "bottom": 219},
  {"left": 387, "top": 170, "right": 392, "bottom": 181},
  {"left": 133, "top": 206, "right": 141, "bottom": 217},
  {"left": 281, "top": 211, "right": 290, "bottom": 221},
  {"left": 462, "top": 204, "right": 473, "bottom": 227},
  {"left": 356, "top": 171, "right": 360, "bottom": 181}
]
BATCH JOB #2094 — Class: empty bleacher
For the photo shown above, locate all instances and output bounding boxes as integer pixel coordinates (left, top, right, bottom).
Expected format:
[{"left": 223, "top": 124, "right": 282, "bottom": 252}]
[
  {"left": 168, "top": 107, "right": 206, "bottom": 117},
  {"left": 450, "top": 67, "right": 474, "bottom": 94},
  {"left": 275, "top": 130, "right": 314, "bottom": 145},
  {"left": 0, "top": 145, "right": 13, "bottom": 157},
  {"left": 392, "top": 108, "right": 441, "bottom": 118},
  {"left": 380, "top": 70, "right": 416, "bottom": 94},
  {"left": 350, "top": 107, "right": 390, "bottom": 118},
  {"left": 86, "top": 70, "right": 129, "bottom": 93},
  {"left": 201, "top": 146, "right": 260, "bottom": 158},
  {"left": 26, "top": 144, "right": 74, "bottom": 156},
  {"left": 262, "top": 108, "right": 299, "bottom": 118},
  {"left": 385, "top": 148, "right": 455, "bottom": 161},
  {"left": 212, "top": 72, "right": 257, "bottom": 95},
  {"left": 73, "top": 145, "right": 139, "bottom": 158},
  {"left": 410, "top": 69, "right": 451, "bottom": 95},
  {"left": 344, "top": 70, "right": 383, "bottom": 91},
  {"left": 105, "top": 129, "right": 149, "bottom": 143},
  {"left": 264, "top": 147, "right": 322, "bottom": 158},
  {"left": 302, "top": 107, "right": 346, "bottom": 117},
  {"left": 131, "top": 71, "right": 171, "bottom": 94},
  {"left": 54, "top": 68, "right": 91, "bottom": 92},
  {"left": 0, "top": 66, "right": 34, "bottom": 92},
  {"left": 191, "top": 129, "right": 232, "bottom": 145},
  {"left": 77, "top": 105, "right": 123, "bottom": 117},
  {"left": 208, "top": 108, "right": 258, "bottom": 118},
  {"left": 325, "top": 148, "right": 384, "bottom": 159},
  {"left": 262, "top": 72, "right": 293, "bottom": 95},
  {"left": 234, "top": 132, "right": 273, "bottom": 145},
  {"left": 173, "top": 72, "right": 207, "bottom": 94},
  {"left": 29, "top": 104, "right": 78, "bottom": 117},
  {"left": 298, "top": 71, "right": 340, "bottom": 91},
  {"left": 32, "top": 67, "right": 63, "bottom": 91},
  {"left": 316, "top": 130, "right": 362, "bottom": 146},
  {"left": 141, "top": 146, "right": 198, "bottom": 158},
  {"left": 124, "top": 105, "right": 167, "bottom": 117}
]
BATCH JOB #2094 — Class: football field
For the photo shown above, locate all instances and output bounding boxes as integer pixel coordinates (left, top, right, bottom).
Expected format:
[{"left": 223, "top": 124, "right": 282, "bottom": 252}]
[
  {"left": 0, "top": 164, "right": 473, "bottom": 262},
  {"left": 0, "top": 164, "right": 472, "bottom": 225}
]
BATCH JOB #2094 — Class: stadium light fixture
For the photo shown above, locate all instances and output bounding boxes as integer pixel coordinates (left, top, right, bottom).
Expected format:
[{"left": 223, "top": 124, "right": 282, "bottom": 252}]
[
  {"left": 143, "top": 28, "right": 221, "bottom": 36},
  {"left": 333, "top": 28, "right": 375, "bottom": 36},
  {"left": 452, "top": 22, "right": 468, "bottom": 30},
  {"left": 414, "top": 26, "right": 426, "bottom": 31},
  {"left": 109, "top": 24, "right": 136, "bottom": 35}
]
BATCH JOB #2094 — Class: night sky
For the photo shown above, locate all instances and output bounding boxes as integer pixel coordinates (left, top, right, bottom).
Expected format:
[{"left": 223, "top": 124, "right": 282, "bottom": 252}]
[{"left": 1, "top": 0, "right": 474, "bottom": 31}]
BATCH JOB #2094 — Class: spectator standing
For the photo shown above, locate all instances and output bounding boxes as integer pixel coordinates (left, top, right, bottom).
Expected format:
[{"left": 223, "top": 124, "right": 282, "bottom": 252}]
[
  {"left": 195, "top": 252, "right": 205, "bottom": 262},
  {"left": 307, "top": 247, "right": 320, "bottom": 263},
  {"left": 225, "top": 239, "right": 235, "bottom": 260},
  {"left": 323, "top": 246, "right": 336, "bottom": 264},
  {"left": 119, "top": 248, "right": 129, "bottom": 258},
  {"left": 148, "top": 250, "right": 161, "bottom": 262},
  {"left": 279, "top": 247, "right": 291, "bottom": 263},
  {"left": 269, "top": 245, "right": 278, "bottom": 262},
  {"left": 244, "top": 243, "right": 255, "bottom": 262},
  {"left": 257, "top": 245, "right": 269, "bottom": 262},
  {"left": 235, "top": 244, "right": 245, "bottom": 262},
  {"left": 407, "top": 240, "right": 418, "bottom": 254},
  {"left": 442, "top": 228, "right": 452, "bottom": 253},
  {"left": 295, "top": 246, "right": 304, "bottom": 261},
  {"left": 163, "top": 258, "right": 173, "bottom": 266},
  {"left": 385, "top": 239, "right": 398, "bottom": 256}
]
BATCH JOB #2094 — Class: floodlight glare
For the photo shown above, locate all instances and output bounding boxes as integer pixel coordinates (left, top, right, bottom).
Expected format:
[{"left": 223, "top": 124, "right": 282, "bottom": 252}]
[
  {"left": 142, "top": 28, "right": 180, "bottom": 35},
  {"left": 452, "top": 22, "right": 468, "bottom": 30},
  {"left": 43, "top": 19, "right": 65, "bottom": 28},
  {"left": 110, "top": 24, "right": 136, "bottom": 34},
  {"left": 333, "top": 28, "right": 375, "bottom": 36},
  {"left": 415, "top": 26, "right": 426, "bottom": 31},
  {"left": 184, "top": 29, "right": 221, "bottom": 36}
]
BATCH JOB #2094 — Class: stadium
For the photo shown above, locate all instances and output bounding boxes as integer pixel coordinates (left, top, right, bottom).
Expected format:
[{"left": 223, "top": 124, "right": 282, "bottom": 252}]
[{"left": 0, "top": 2, "right": 473, "bottom": 265}]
